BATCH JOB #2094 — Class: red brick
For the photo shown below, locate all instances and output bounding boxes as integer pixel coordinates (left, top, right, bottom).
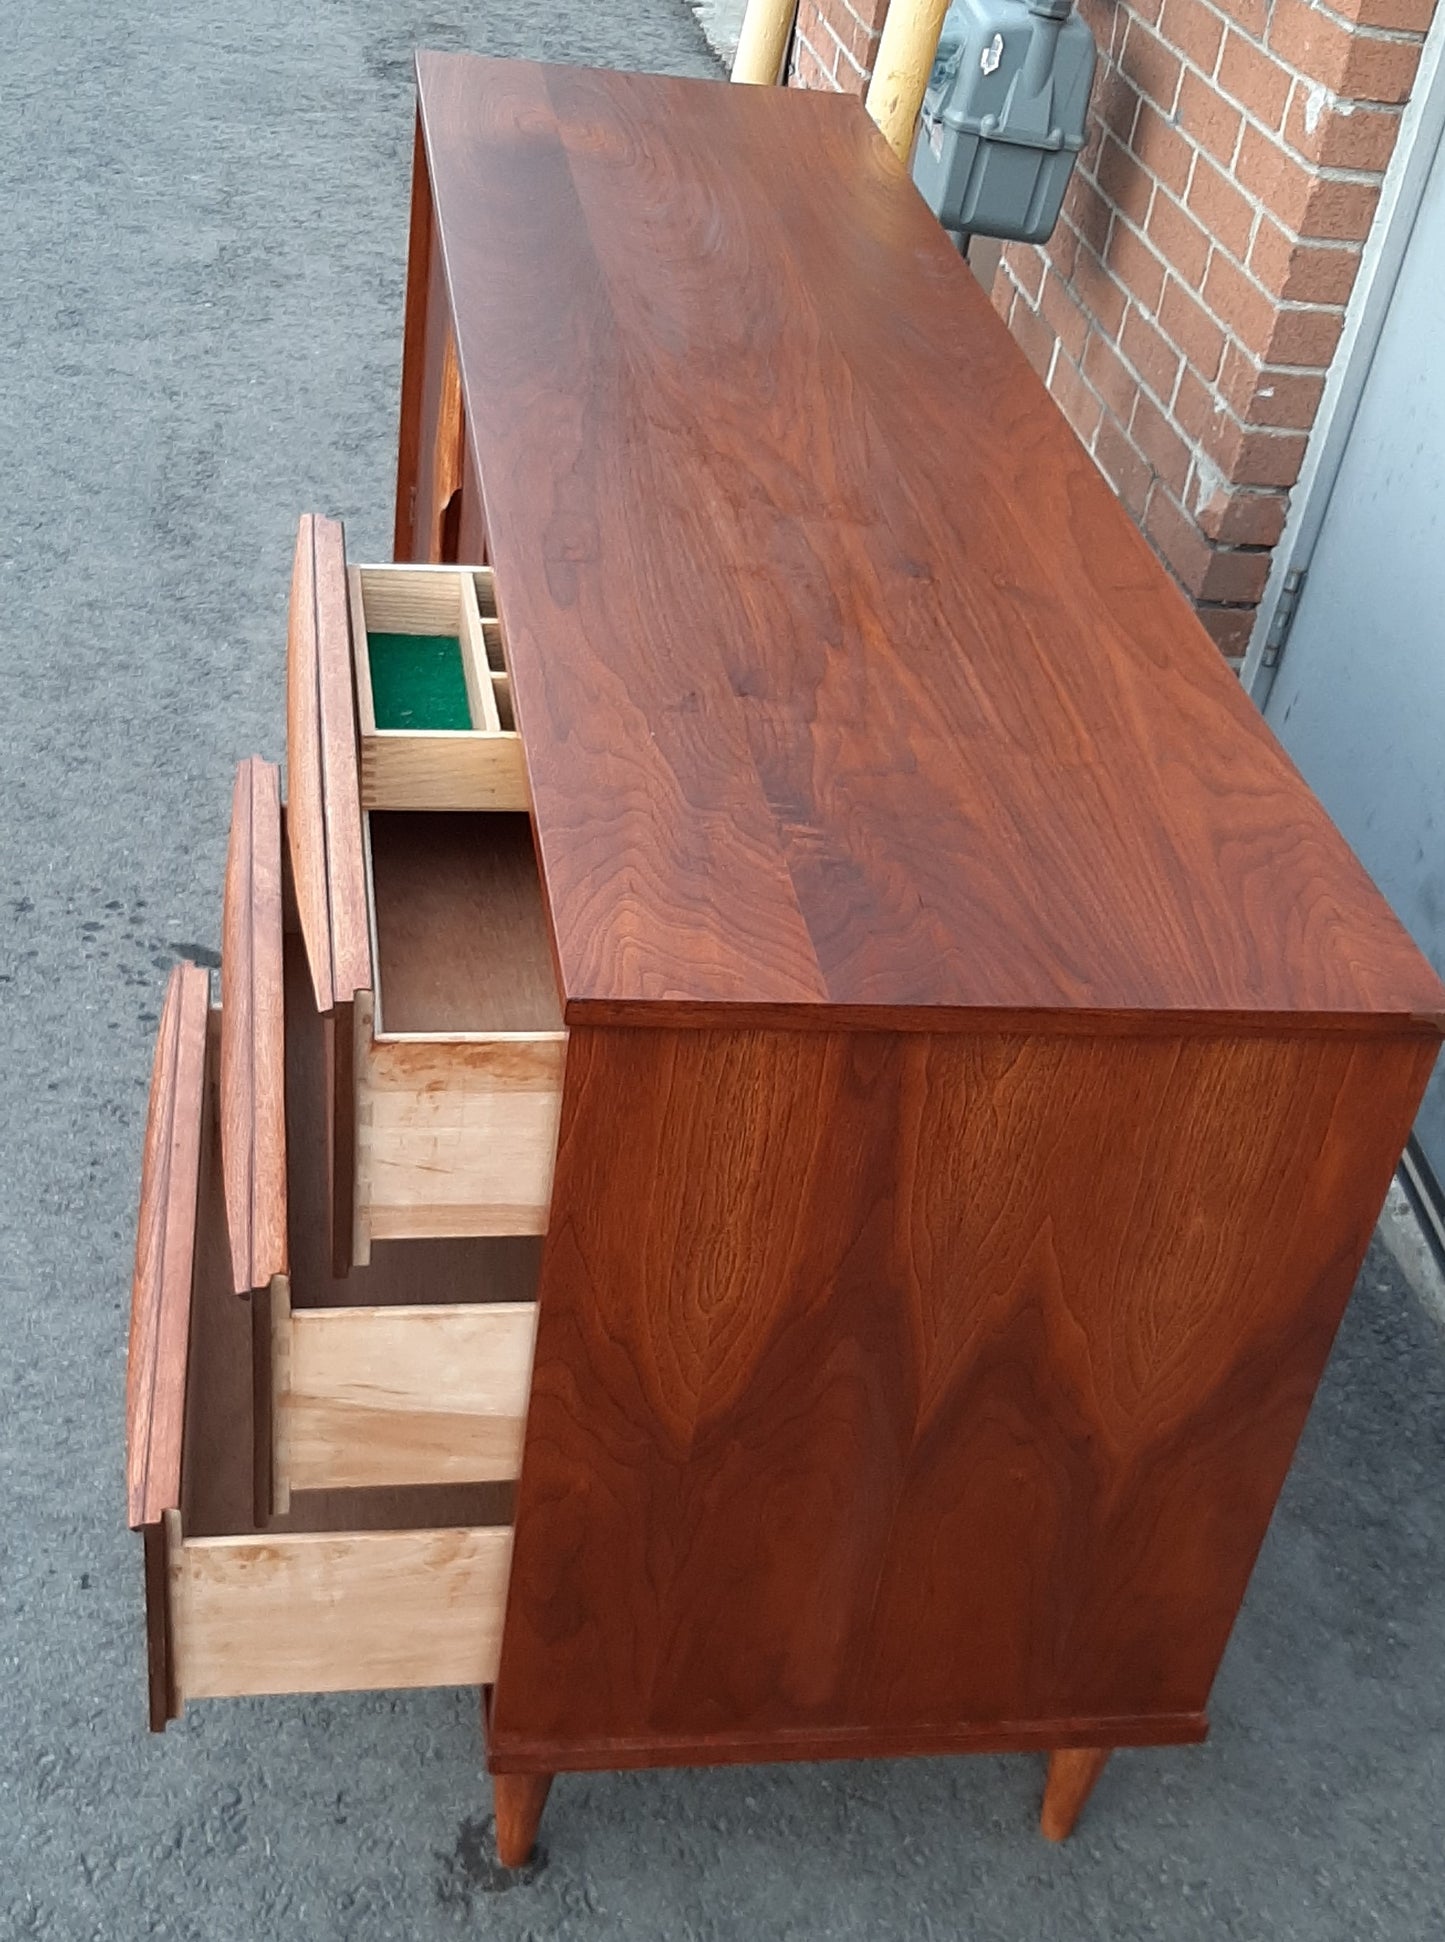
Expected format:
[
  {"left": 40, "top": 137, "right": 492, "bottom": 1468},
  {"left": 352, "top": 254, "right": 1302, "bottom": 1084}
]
[
  {"left": 1187, "top": 155, "right": 1257, "bottom": 262},
  {"left": 1323, "top": 0, "right": 1435, "bottom": 29},
  {"left": 1147, "top": 189, "right": 1212, "bottom": 289},
  {"left": 1130, "top": 101, "right": 1194, "bottom": 199},
  {"left": 1249, "top": 217, "right": 1364, "bottom": 300},
  {"left": 1218, "top": 31, "right": 1295, "bottom": 129},
  {"left": 1197, "top": 604, "right": 1258, "bottom": 658},
  {"left": 1200, "top": 545, "right": 1274, "bottom": 603},
  {"left": 1001, "top": 240, "right": 1047, "bottom": 305},
  {"left": 1177, "top": 70, "right": 1245, "bottom": 166},
  {"left": 1219, "top": 343, "right": 1329, "bottom": 426},
  {"left": 1269, "top": 302, "right": 1346, "bottom": 364},
  {"left": 1269, "top": 0, "right": 1424, "bottom": 100},
  {"left": 1097, "top": 131, "right": 1154, "bottom": 226},
  {"left": 1174, "top": 363, "right": 1227, "bottom": 443},
  {"left": 1046, "top": 218, "right": 1080, "bottom": 282},
  {"left": 1284, "top": 87, "right": 1402, "bottom": 169},
  {"left": 790, "top": 35, "right": 831, "bottom": 87},
  {"left": 1122, "top": 302, "right": 1184, "bottom": 403},
  {"left": 1159, "top": 0, "right": 1228, "bottom": 73},
  {"left": 1049, "top": 353, "right": 1105, "bottom": 448},
  {"left": 1119, "top": 19, "right": 1184, "bottom": 111},
  {"left": 1110, "top": 219, "right": 1168, "bottom": 311},
  {"left": 1145, "top": 485, "right": 1214, "bottom": 593},
  {"left": 820, "top": 16, "right": 870, "bottom": 86},
  {"left": 1236, "top": 126, "right": 1382, "bottom": 239},
  {"left": 1233, "top": 124, "right": 1316, "bottom": 223},
  {"left": 1131, "top": 388, "right": 1193, "bottom": 494},
  {"left": 1011, "top": 293, "right": 1057, "bottom": 380},
  {"left": 1201, "top": 406, "right": 1310, "bottom": 485},
  {"left": 1084, "top": 330, "right": 1143, "bottom": 423},
  {"left": 828, "top": 2, "right": 884, "bottom": 68},
  {"left": 1212, "top": 0, "right": 1270, "bottom": 37},
  {"left": 1071, "top": 234, "right": 1130, "bottom": 334},
  {"left": 1066, "top": 169, "right": 1115, "bottom": 257},
  {"left": 1094, "top": 413, "right": 1155, "bottom": 518},
  {"left": 1202, "top": 249, "right": 1284, "bottom": 359},
  {"left": 1095, "top": 63, "right": 1145, "bottom": 144},
  {"left": 1040, "top": 267, "right": 1091, "bottom": 362},
  {"left": 1160, "top": 274, "right": 1228, "bottom": 382},
  {"left": 989, "top": 263, "right": 1015, "bottom": 321},
  {"left": 1195, "top": 485, "right": 1291, "bottom": 544},
  {"left": 1077, "top": 0, "right": 1119, "bottom": 41},
  {"left": 1304, "top": 174, "right": 1383, "bottom": 241}
]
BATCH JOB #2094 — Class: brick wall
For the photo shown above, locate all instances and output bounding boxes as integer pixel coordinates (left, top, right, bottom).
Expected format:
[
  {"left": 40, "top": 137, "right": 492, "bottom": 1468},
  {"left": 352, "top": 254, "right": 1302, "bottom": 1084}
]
[
  {"left": 792, "top": 0, "right": 891, "bottom": 87},
  {"left": 789, "top": 0, "right": 1437, "bottom": 665}
]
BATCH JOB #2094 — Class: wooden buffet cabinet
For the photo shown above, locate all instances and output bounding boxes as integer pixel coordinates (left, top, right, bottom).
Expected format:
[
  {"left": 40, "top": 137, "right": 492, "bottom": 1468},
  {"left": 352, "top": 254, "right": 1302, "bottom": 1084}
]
[{"left": 127, "top": 54, "right": 1445, "bottom": 1868}]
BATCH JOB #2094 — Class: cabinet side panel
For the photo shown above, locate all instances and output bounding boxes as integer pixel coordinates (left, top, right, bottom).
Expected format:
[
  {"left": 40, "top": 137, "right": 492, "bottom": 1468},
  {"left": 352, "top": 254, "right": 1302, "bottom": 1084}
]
[{"left": 493, "top": 1025, "right": 1436, "bottom": 1766}]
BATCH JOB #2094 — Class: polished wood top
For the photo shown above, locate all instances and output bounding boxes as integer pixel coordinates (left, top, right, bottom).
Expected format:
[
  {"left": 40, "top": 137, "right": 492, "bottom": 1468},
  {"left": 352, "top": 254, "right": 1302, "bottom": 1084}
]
[{"left": 417, "top": 52, "right": 1444, "bottom": 1034}]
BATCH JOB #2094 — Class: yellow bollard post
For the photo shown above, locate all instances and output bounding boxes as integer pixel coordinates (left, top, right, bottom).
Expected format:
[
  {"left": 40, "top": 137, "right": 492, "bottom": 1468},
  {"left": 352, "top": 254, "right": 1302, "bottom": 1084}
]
[
  {"left": 864, "top": 0, "right": 953, "bottom": 159},
  {"left": 731, "top": 0, "right": 800, "bottom": 84}
]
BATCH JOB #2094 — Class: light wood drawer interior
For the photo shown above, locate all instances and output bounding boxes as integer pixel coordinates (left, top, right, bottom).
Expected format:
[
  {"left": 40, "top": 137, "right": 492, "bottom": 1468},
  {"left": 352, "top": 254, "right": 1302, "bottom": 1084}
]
[
  {"left": 128, "top": 967, "right": 517, "bottom": 1726},
  {"left": 350, "top": 563, "right": 527, "bottom": 811},
  {"left": 270, "top": 928, "right": 541, "bottom": 1507},
  {"left": 355, "top": 809, "right": 567, "bottom": 1257}
]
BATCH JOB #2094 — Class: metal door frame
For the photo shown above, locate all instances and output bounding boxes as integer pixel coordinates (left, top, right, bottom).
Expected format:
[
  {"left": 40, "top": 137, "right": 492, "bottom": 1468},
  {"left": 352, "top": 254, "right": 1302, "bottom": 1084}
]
[{"left": 1242, "top": 12, "right": 1445, "bottom": 706}]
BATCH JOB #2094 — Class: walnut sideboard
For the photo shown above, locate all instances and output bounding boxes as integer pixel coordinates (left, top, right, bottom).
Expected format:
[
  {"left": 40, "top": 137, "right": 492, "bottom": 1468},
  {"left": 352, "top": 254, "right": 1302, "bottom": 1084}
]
[{"left": 127, "top": 54, "right": 1445, "bottom": 1869}]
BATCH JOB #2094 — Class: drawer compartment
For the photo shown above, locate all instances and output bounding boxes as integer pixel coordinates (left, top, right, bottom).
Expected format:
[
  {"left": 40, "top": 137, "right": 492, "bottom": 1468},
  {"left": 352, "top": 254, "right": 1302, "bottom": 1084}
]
[
  {"left": 127, "top": 959, "right": 517, "bottom": 1727},
  {"left": 272, "top": 1291, "right": 534, "bottom": 1498},
  {"left": 221, "top": 756, "right": 542, "bottom": 1511},
  {"left": 358, "top": 809, "right": 566, "bottom": 1255},
  {"left": 350, "top": 562, "right": 527, "bottom": 811},
  {"left": 285, "top": 514, "right": 566, "bottom": 1269},
  {"left": 166, "top": 1524, "right": 509, "bottom": 1705}
]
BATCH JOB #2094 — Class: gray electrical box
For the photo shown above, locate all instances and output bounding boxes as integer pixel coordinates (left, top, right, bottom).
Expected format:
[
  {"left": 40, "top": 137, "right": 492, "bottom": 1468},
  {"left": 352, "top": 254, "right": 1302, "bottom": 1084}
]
[{"left": 910, "top": 0, "right": 1096, "bottom": 244}]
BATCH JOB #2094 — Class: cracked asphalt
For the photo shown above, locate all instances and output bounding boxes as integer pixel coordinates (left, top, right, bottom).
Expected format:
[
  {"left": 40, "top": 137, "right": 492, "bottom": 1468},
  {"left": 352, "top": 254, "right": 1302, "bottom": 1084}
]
[{"left": 2, "top": 2, "right": 1443, "bottom": 1935}]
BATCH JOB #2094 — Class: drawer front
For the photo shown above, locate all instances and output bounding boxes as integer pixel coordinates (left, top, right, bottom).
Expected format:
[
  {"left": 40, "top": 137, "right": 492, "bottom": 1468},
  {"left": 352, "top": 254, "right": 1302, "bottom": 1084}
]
[{"left": 285, "top": 512, "right": 372, "bottom": 1277}]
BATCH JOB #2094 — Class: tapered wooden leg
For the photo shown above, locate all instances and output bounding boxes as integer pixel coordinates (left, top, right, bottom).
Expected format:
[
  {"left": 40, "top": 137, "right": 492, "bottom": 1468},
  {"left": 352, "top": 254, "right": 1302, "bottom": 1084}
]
[
  {"left": 492, "top": 1771, "right": 553, "bottom": 1868},
  {"left": 1040, "top": 1748, "right": 1111, "bottom": 1841}
]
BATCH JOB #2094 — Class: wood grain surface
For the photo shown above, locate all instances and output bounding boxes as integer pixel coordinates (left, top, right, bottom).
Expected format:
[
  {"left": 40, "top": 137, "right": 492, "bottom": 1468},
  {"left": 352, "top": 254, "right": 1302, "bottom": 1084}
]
[
  {"left": 126, "top": 961, "right": 211, "bottom": 1532},
  {"left": 491, "top": 1021, "right": 1437, "bottom": 1769},
  {"left": 285, "top": 513, "right": 370, "bottom": 1016},
  {"left": 220, "top": 758, "right": 287, "bottom": 1293},
  {"left": 414, "top": 55, "right": 1445, "bottom": 1035},
  {"left": 368, "top": 812, "right": 562, "bottom": 1034}
]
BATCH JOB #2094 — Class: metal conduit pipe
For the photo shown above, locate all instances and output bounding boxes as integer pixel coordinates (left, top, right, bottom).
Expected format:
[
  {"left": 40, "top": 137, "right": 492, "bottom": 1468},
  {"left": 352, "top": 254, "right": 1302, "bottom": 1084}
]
[
  {"left": 731, "top": 0, "right": 800, "bottom": 84},
  {"left": 865, "top": 0, "right": 954, "bottom": 158}
]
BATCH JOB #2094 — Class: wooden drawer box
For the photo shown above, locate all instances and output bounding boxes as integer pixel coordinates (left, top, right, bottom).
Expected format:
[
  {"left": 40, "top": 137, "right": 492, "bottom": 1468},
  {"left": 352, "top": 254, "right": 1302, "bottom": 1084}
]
[
  {"left": 221, "top": 757, "right": 540, "bottom": 1514},
  {"left": 125, "top": 955, "right": 518, "bottom": 1729},
  {"left": 286, "top": 517, "right": 566, "bottom": 1269},
  {"left": 349, "top": 561, "right": 528, "bottom": 811}
]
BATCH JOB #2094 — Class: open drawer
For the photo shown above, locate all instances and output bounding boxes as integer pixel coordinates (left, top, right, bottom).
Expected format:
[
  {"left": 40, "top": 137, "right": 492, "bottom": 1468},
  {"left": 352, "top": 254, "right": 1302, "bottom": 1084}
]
[
  {"left": 285, "top": 514, "right": 566, "bottom": 1270},
  {"left": 349, "top": 561, "right": 527, "bottom": 811},
  {"left": 220, "top": 758, "right": 540, "bottom": 1517},
  {"left": 125, "top": 953, "right": 520, "bottom": 1729}
]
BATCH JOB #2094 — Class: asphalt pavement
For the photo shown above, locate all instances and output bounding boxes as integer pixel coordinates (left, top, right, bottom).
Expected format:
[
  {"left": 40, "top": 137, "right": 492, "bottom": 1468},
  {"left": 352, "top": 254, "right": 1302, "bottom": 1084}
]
[{"left": 2, "top": 2, "right": 1443, "bottom": 1936}]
